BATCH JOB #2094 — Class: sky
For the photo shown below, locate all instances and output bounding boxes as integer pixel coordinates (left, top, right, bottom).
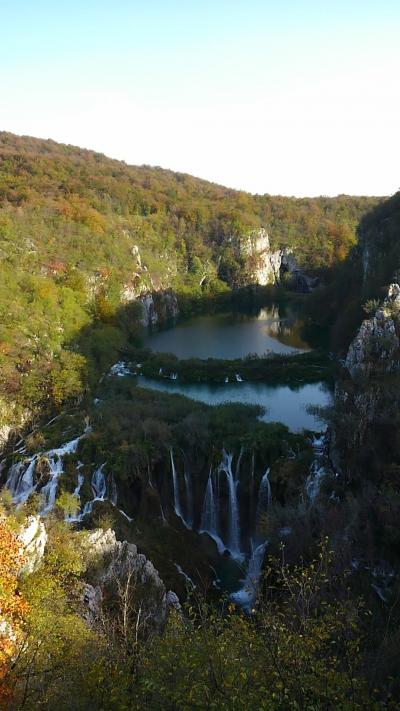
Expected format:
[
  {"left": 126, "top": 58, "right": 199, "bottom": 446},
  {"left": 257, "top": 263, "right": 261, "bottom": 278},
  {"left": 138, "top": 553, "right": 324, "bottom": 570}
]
[{"left": 0, "top": 0, "right": 399, "bottom": 196}]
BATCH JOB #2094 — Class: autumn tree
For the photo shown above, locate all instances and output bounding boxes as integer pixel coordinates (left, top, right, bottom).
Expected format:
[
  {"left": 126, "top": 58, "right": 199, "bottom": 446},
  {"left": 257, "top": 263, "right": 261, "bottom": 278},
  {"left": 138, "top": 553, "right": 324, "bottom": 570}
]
[{"left": 0, "top": 516, "right": 28, "bottom": 707}]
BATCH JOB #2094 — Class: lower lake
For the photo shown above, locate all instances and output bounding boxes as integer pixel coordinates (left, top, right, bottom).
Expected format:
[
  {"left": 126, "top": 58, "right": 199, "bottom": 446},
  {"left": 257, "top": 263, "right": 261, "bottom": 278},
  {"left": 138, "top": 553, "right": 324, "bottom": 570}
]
[{"left": 136, "top": 376, "right": 331, "bottom": 432}]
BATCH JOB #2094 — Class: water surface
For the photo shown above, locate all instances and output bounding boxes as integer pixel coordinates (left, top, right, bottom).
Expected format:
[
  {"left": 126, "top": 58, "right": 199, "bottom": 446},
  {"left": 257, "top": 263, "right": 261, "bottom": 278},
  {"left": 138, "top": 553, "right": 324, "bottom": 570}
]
[
  {"left": 143, "top": 303, "right": 318, "bottom": 359},
  {"left": 136, "top": 376, "right": 330, "bottom": 432}
]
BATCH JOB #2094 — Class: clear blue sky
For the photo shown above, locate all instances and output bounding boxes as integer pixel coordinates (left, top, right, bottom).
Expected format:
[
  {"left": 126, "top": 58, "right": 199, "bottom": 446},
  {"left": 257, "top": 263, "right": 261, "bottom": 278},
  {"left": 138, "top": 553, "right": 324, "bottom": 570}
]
[{"left": 1, "top": 0, "right": 399, "bottom": 195}]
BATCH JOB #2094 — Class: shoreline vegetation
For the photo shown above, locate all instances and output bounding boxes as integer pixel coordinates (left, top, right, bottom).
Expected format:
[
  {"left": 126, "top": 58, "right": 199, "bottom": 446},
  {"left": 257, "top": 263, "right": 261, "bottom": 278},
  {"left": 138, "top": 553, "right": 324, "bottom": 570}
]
[{"left": 120, "top": 346, "right": 333, "bottom": 386}]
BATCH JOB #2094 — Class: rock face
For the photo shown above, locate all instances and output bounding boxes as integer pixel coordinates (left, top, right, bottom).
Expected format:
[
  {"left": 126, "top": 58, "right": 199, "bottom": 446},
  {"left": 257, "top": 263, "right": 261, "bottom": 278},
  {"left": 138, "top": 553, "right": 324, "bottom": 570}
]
[
  {"left": 237, "top": 228, "right": 316, "bottom": 291},
  {"left": 331, "top": 277, "right": 400, "bottom": 476},
  {"left": 139, "top": 292, "right": 159, "bottom": 327},
  {"left": 346, "top": 282, "right": 400, "bottom": 378},
  {"left": 138, "top": 290, "right": 179, "bottom": 327},
  {"left": 121, "top": 278, "right": 179, "bottom": 328},
  {"left": 0, "top": 401, "right": 31, "bottom": 456},
  {"left": 120, "top": 242, "right": 179, "bottom": 327},
  {"left": 18, "top": 516, "right": 47, "bottom": 574},
  {"left": 81, "top": 528, "right": 179, "bottom": 628},
  {"left": 0, "top": 424, "right": 12, "bottom": 450}
]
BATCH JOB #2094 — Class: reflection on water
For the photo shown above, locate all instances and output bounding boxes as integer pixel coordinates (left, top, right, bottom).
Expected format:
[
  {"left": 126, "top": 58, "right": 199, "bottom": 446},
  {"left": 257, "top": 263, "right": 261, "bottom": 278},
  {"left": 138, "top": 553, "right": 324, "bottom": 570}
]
[
  {"left": 143, "top": 303, "right": 315, "bottom": 360},
  {"left": 136, "top": 376, "right": 331, "bottom": 432}
]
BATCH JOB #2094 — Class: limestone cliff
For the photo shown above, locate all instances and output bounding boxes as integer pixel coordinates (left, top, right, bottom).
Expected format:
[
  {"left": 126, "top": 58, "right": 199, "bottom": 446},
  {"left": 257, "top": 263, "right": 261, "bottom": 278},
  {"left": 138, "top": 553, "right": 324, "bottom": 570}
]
[
  {"left": 81, "top": 528, "right": 179, "bottom": 629},
  {"left": 330, "top": 279, "right": 400, "bottom": 472},
  {"left": 137, "top": 290, "right": 179, "bottom": 328},
  {"left": 120, "top": 243, "right": 179, "bottom": 327},
  {"left": 345, "top": 282, "right": 400, "bottom": 378},
  {"left": 14, "top": 516, "right": 178, "bottom": 631},
  {"left": 18, "top": 515, "right": 48, "bottom": 574},
  {"left": 236, "top": 228, "right": 317, "bottom": 291}
]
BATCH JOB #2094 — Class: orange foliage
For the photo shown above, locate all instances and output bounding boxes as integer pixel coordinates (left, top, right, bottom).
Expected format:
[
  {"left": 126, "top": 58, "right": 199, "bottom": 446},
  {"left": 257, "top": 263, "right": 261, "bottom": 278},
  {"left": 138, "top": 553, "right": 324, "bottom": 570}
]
[
  {"left": 47, "top": 261, "right": 67, "bottom": 275},
  {"left": 0, "top": 517, "right": 29, "bottom": 706}
]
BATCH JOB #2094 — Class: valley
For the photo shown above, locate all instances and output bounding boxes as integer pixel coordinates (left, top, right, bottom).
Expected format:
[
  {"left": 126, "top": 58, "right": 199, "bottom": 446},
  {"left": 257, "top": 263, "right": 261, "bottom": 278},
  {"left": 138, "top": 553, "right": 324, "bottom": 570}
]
[{"left": 1, "top": 133, "right": 400, "bottom": 709}]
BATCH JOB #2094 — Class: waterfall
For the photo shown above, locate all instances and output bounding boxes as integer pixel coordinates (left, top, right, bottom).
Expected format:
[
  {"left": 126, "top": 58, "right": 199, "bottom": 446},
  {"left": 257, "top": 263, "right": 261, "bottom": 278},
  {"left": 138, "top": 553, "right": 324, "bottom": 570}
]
[
  {"left": 73, "top": 468, "right": 84, "bottom": 498},
  {"left": 256, "top": 467, "right": 271, "bottom": 522},
  {"left": 183, "top": 457, "right": 194, "bottom": 528},
  {"left": 4, "top": 427, "right": 134, "bottom": 523},
  {"left": 200, "top": 469, "right": 218, "bottom": 535},
  {"left": 6, "top": 458, "right": 37, "bottom": 504},
  {"left": 40, "top": 437, "right": 81, "bottom": 512},
  {"left": 199, "top": 468, "right": 225, "bottom": 554},
  {"left": 174, "top": 563, "right": 196, "bottom": 589},
  {"left": 231, "top": 541, "right": 267, "bottom": 611},
  {"left": 5, "top": 435, "right": 81, "bottom": 511},
  {"left": 92, "top": 463, "right": 107, "bottom": 499},
  {"left": 305, "top": 434, "right": 327, "bottom": 502},
  {"left": 109, "top": 473, "right": 118, "bottom": 506},
  {"left": 78, "top": 464, "right": 132, "bottom": 522},
  {"left": 170, "top": 449, "right": 187, "bottom": 526},
  {"left": 66, "top": 469, "right": 85, "bottom": 522},
  {"left": 81, "top": 463, "right": 107, "bottom": 516},
  {"left": 219, "top": 450, "right": 242, "bottom": 560},
  {"left": 235, "top": 446, "right": 244, "bottom": 482},
  {"left": 232, "top": 463, "right": 272, "bottom": 609}
]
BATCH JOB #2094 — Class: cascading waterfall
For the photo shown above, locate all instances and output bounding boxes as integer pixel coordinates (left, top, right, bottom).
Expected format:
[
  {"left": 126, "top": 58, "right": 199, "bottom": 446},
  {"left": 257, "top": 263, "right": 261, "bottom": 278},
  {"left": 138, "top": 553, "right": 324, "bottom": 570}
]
[
  {"left": 5, "top": 435, "right": 82, "bottom": 511},
  {"left": 79, "top": 465, "right": 134, "bottom": 522},
  {"left": 92, "top": 463, "right": 107, "bottom": 499},
  {"left": 183, "top": 457, "right": 194, "bottom": 528},
  {"left": 66, "top": 468, "right": 85, "bottom": 523},
  {"left": 231, "top": 541, "right": 268, "bottom": 611},
  {"left": 78, "top": 465, "right": 132, "bottom": 522},
  {"left": 235, "top": 447, "right": 244, "bottom": 481},
  {"left": 232, "top": 465, "right": 272, "bottom": 609},
  {"left": 305, "top": 434, "right": 327, "bottom": 502},
  {"left": 109, "top": 473, "right": 118, "bottom": 506},
  {"left": 174, "top": 563, "right": 196, "bottom": 589},
  {"left": 199, "top": 468, "right": 225, "bottom": 554},
  {"left": 3, "top": 424, "right": 134, "bottom": 523},
  {"left": 81, "top": 463, "right": 107, "bottom": 516},
  {"left": 219, "top": 450, "right": 242, "bottom": 560},
  {"left": 256, "top": 467, "right": 271, "bottom": 522},
  {"left": 6, "top": 458, "right": 37, "bottom": 505},
  {"left": 170, "top": 448, "right": 189, "bottom": 528},
  {"left": 73, "top": 468, "right": 84, "bottom": 498}
]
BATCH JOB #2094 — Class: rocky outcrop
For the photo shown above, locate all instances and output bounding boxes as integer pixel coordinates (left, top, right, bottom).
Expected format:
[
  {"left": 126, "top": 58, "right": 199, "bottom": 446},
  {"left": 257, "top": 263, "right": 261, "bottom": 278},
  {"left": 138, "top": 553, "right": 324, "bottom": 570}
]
[
  {"left": 138, "top": 290, "right": 179, "bottom": 328},
  {"left": 0, "top": 424, "right": 12, "bottom": 450},
  {"left": 18, "top": 516, "right": 47, "bottom": 574},
  {"left": 346, "top": 282, "right": 400, "bottom": 378},
  {"left": 332, "top": 277, "right": 400, "bottom": 477},
  {"left": 139, "top": 292, "right": 159, "bottom": 327},
  {"left": 0, "top": 400, "right": 31, "bottom": 455},
  {"left": 237, "top": 228, "right": 317, "bottom": 291},
  {"left": 120, "top": 242, "right": 179, "bottom": 327},
  {"left": 81, "top": 528, "right": 179, "bottom": 628}
]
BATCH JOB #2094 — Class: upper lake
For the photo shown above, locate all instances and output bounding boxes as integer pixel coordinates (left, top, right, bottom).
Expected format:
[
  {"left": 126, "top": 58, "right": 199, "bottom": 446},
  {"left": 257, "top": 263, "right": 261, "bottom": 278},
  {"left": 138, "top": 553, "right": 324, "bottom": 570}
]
[{"left": 143, "top": 303, "right": 324, "bottom": 359}]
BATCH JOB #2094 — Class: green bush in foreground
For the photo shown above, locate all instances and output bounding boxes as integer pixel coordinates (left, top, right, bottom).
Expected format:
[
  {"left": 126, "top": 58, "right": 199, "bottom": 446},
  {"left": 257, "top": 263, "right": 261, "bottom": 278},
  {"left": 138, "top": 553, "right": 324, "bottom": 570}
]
[{"left": 135, "top": 541, "right": 387, "bottom": 711}]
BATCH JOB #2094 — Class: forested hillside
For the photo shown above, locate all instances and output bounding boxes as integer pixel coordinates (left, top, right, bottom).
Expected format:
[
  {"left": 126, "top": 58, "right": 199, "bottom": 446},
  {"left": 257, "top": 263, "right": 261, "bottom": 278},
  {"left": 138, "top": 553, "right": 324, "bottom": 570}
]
[{"left": 0, "top": 131, "right": 381, "bottom": 434}]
